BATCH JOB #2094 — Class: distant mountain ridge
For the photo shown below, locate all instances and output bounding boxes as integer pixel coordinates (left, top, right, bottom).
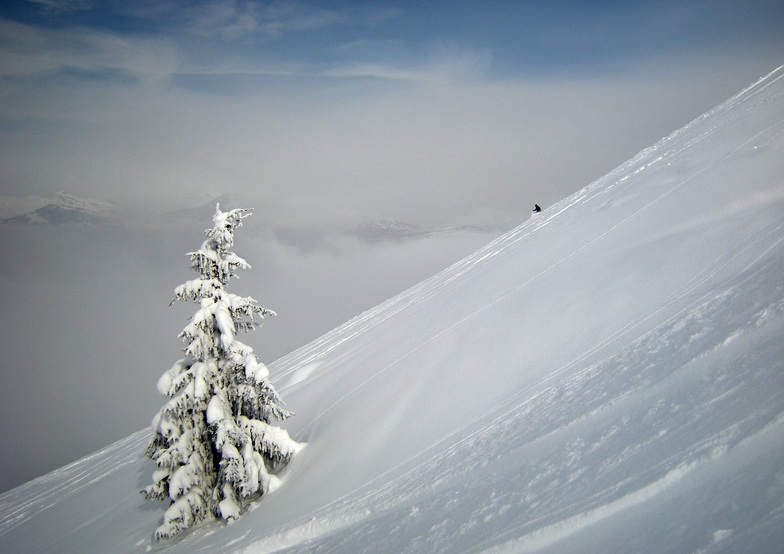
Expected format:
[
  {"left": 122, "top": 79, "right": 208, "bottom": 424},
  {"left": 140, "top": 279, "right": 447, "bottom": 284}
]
[
  {"left": 351, "top": 217, "right": 486, "bottom": 242},
  {"left": 0, "top": 191, "right": 119, "bottom": 226},
  {"left": 0, "top": 193, "right": 490, "bottom": 241}
]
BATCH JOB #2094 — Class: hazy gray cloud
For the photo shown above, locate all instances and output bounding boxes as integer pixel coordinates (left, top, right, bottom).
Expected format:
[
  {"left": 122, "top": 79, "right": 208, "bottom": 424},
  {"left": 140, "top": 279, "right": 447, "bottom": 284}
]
[{"left": 181, "top": 0, "right": 346, "bottom": 40}]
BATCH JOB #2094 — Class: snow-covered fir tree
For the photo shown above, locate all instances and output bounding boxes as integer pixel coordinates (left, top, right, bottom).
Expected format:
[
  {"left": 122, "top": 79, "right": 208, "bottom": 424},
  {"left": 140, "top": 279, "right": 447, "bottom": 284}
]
[{"left": 142, "top": 204, "right": 300, "bottom": 540}]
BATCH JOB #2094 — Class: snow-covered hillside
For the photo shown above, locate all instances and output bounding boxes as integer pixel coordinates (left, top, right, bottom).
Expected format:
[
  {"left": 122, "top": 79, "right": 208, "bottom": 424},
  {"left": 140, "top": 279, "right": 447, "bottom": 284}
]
[{"left": 2, "top": 65, "right": 784, "bottom": 553}]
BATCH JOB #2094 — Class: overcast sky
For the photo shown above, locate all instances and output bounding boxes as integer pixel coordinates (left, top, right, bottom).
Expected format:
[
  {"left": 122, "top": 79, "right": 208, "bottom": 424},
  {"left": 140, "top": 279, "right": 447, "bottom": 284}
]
[{"left": 1, "top": 0, "right": 783, "bottom": 494}]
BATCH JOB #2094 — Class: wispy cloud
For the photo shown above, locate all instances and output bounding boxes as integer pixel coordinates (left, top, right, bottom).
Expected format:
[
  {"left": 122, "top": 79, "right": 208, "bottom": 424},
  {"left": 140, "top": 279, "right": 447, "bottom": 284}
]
[
  {"left": 0, "top": 18, "right": 176, "bottom": 82},
  {"left": 25, "top": 0, "right": 92, "bottom": 13},
  {"left": 182, "top": 0, "right": 343, "bottom": 39},
  {"left": 139, "top": 0, "right": 399, "bottom": 42}
]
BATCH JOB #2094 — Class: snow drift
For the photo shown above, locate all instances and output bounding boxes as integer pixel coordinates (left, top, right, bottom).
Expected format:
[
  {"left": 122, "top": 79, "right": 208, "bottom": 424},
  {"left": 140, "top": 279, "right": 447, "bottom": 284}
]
[{"left": 2, "top": 65, "right": 784, "bottom": 553}]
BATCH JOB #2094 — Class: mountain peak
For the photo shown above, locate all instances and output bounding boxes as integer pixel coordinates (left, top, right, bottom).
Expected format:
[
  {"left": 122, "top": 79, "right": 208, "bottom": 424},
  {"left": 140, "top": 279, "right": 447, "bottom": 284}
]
[{"left": 0, "top": 191, "right": 119, "bottom": 226}]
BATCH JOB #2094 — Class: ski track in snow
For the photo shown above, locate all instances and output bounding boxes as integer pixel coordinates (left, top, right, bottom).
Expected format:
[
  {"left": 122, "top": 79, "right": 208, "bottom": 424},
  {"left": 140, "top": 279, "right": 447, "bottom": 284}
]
[{"left": 0, "top": 430, "right": 149, "bottom": 538}]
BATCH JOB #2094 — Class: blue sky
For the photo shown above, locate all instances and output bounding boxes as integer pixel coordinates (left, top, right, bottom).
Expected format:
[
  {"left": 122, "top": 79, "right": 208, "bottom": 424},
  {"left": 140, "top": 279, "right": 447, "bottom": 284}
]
[{"left": 0, "top": 0, "right": 783, "bottom": 493}]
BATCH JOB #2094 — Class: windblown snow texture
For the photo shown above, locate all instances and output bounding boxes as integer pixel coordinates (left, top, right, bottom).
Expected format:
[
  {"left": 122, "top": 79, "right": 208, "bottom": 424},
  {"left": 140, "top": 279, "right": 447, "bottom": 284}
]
[{"left": 2, "top": 66, "right": 784, "bottom": 553}]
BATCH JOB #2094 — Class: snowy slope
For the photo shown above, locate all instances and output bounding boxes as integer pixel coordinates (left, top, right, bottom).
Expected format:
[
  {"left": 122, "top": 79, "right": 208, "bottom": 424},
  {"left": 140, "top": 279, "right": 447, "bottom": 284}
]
[{"left": 2, "top": 65, "right": 784, "bottom": 553}]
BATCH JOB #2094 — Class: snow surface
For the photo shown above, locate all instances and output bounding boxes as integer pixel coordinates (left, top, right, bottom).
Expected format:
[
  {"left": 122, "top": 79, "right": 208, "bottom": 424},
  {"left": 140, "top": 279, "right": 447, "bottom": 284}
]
[{"left": 2, "top": 66, "right": 784, "bottom": 553}]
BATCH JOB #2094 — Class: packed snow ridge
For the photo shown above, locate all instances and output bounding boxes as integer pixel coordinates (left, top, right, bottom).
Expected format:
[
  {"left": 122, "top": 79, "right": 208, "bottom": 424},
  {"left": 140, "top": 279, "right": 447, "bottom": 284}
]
[{"left": 2, "top": 65, "right": 784, "bottom": 553}]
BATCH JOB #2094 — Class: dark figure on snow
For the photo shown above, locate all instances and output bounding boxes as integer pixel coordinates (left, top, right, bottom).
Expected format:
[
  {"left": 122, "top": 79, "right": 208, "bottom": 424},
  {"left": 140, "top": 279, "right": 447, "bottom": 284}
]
[{"left": 533, "top": 204, "right": 542, "bottom": 213}]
